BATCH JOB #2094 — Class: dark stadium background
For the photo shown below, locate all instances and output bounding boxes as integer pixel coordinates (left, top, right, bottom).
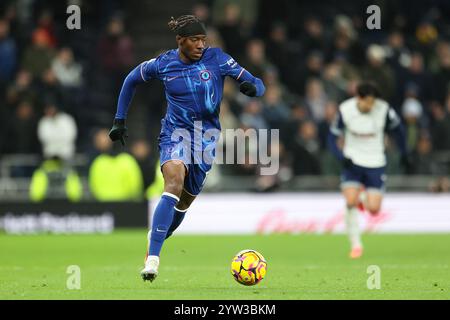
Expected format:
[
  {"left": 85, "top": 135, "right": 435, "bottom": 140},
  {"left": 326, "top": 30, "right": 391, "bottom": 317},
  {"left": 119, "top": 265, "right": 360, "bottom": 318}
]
[
  {"left": 1, "top": 0, "right": 450, "bottom": 302},
  {"left": 0, "top": 0, "right": 449, "bottom": 200}
]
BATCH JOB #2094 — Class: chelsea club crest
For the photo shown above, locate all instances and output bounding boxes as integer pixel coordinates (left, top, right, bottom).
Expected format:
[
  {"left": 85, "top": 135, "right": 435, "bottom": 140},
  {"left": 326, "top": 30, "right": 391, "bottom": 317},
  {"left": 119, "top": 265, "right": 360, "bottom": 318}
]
[{"left": 200, "top": 70, "right": 211, "bottom": 81}]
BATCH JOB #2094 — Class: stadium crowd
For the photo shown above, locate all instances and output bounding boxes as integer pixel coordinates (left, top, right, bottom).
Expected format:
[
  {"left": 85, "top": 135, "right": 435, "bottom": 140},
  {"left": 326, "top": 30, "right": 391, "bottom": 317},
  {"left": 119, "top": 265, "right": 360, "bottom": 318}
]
[{"left": 0, "top": 0, "right": 449, "bottom": 200}]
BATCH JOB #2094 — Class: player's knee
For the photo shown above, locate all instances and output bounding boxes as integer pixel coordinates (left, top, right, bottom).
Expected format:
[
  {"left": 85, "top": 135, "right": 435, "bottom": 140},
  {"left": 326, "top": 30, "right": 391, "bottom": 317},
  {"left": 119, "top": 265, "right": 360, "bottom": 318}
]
[
  {"left": 162, "top": 162, "right": 185, "bottom": 196},
  {"left": 164, "top": 174, "right": 184, "bottom": 197},
  {"left": 346, "top": 199, "right": 359, "bottom": 209},
  {"left": 368, "top": 207, "right": 380, "bottom": 215},
  {"left": 164, "top": 181, "right": 183, "bottom": 198}
]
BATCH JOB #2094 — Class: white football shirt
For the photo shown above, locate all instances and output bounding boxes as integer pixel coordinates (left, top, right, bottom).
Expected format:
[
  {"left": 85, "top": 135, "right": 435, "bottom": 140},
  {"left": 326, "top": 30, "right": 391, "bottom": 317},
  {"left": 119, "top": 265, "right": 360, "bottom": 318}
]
[{"left": 330, "top": 97, "right": 400, "bottom": 168}]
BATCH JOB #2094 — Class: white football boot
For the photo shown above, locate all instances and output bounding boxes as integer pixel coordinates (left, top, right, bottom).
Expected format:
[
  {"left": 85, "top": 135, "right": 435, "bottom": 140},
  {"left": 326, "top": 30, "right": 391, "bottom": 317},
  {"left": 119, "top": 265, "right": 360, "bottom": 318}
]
[
  {"left": 141, "top": 255, "right": 159, "bottom": 282},
  {"left": 141, "top": 230, "right": 159, "bottom": 282}
]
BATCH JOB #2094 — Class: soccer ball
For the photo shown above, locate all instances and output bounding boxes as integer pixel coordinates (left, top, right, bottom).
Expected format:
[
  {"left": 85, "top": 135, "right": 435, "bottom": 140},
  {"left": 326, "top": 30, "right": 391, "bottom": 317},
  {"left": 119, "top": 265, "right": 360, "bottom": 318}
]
[{"left": 230, "top": 249, "right": 267, "bottom": 286}]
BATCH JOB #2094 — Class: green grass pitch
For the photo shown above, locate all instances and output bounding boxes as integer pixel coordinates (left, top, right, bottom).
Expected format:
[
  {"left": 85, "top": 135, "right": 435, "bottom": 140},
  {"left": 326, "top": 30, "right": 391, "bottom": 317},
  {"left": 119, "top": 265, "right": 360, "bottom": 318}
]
[{"left": 0, "top": 231, "right": 449, "bottom": 299}]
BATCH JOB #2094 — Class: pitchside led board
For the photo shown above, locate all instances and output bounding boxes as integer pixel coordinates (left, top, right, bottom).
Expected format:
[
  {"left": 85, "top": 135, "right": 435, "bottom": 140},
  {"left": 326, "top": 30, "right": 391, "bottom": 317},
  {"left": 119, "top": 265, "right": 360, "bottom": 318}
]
[
  {"left": 0, "top": 201, "right": 148, "bottom": 234},
  {"left": 2, "top": 193, "right": 449, "bottom": 235},
  {"left": 147, "top": 193, "right": 450, "bottom": 234}
]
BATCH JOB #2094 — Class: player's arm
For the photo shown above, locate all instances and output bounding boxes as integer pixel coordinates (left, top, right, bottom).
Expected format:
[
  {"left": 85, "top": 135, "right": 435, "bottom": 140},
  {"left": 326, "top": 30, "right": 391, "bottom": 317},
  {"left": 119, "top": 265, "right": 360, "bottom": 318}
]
[
  {"left": 217, "top": 49, "right": 265, "bottom": 97},
  {"left": 109, "top": 59, "right": 158, "bottom": 145},
  {"left": 385, "top": 107, "right": 409, "bottom": 168},
  {"left": 328, "top": 110, "right": 345, "bottom": 160}
]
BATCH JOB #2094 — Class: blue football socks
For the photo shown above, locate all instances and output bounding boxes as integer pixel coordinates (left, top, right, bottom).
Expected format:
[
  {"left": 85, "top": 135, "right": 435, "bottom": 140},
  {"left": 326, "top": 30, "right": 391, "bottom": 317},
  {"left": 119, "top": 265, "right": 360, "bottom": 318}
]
[
  {"left": 149, "top": 192, "right": 179, "bottom": 256},
  {"left": 165, "top": 207, "right": 187, "bottom": 239}
]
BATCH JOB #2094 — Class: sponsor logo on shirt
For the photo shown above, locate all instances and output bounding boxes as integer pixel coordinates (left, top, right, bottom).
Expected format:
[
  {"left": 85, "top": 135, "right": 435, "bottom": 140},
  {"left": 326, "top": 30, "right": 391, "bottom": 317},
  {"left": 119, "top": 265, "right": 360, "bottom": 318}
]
[{"left": 226, "top": 58, "right": 238, "bottom": 68}]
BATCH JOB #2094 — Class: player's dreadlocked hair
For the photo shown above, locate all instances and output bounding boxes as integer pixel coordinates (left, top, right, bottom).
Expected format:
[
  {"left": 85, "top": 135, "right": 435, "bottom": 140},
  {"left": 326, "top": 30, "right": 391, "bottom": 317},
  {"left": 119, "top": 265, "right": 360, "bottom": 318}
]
[
  {"left": 168, "top": 15, "right": 198, "bottom": 32},
  {"left": 168, "top": 15, "right": 207, "bottom": 37}
]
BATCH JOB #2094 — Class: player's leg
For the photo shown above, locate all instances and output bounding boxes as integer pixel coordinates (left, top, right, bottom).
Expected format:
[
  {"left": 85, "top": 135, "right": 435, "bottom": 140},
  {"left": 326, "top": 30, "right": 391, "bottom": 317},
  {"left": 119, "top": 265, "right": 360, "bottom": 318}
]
[
  {"left": 366, "top": 190, "right": 383, "bottom": 215},
  {"left": 165, "top": 188, "right": 196, "bottom": 239},
  {"left": 364, "top": 167, "right": 386, "bottom": 215},
  {"left": 164, "top": 165, "right": 209, "bottom": 239},
  {"left": 342, "top": 185, "right": 363, "bottom": 258},
  {"left": 142, "top": 160, "right": 186, "bottom": 281},
  {"left": 341, "top": 163, "right": 364, "bottom": 258}
]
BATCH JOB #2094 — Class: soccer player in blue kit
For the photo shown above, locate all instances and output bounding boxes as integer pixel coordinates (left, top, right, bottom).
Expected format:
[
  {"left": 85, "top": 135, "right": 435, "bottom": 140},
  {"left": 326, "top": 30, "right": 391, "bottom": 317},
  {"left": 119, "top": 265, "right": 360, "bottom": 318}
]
[{"left": 109, "top": 15, "right": 265, "bottom": 281}]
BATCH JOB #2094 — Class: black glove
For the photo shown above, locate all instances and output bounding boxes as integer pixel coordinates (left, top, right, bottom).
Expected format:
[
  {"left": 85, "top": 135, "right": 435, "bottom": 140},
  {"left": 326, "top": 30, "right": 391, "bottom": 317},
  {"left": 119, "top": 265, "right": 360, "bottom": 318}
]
[
  {"left": 109, "top": 118, "right": 128, "bottom": 146},
  {"left": 239, "top": 81, "right": 257, "bottom": 97},
  {"left": 342, "top": 157, "right": 354, "bottom": 169}
]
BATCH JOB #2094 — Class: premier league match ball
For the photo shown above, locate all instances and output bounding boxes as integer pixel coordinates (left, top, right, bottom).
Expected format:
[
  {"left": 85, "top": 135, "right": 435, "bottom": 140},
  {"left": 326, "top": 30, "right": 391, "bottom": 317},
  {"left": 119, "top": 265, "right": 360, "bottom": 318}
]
[{"left": 230, "top": 249, "right": 267, "bottom": 286}]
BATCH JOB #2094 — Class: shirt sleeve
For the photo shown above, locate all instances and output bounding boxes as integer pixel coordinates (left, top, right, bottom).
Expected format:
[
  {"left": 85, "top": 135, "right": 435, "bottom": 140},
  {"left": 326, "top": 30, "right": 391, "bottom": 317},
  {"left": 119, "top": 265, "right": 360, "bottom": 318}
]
[
  {"left": 140, "top": 58, "right": 159, "bottom": 81},
  {"left": 215, "top": 48, "right": 265, "bottom": 97},
  {"left": 385, "top": 107, "right": 401, "bottom": 131},
  {"left": 330, "top": 110, "right": 345, "bottom": 136},
  {"left": 328, "top": 110, "right": 345, "bottom": 160},
  {"left": 216, "top": 48, "right": 245, "bottom": 79},
  {"left": 385, "top": 107, "right": 407, "bottom": 154},
  {"left": 114, "top": 57, "right": 160, "bottom": 119}
]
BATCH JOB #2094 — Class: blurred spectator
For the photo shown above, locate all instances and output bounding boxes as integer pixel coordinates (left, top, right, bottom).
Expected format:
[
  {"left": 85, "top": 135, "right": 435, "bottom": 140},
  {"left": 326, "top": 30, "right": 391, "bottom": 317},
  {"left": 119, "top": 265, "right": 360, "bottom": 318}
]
[
  {"left": 328, "top": 15, "right": 364, "bottom": 66},
  {"left": 38, "top": 68, "right": 63, "bottom": 109},
  {"left": 289, "top": 120, "right": 321, "bottom": 175},
  {"left": 261, "top": 67, "right": 292, "bottom": 103},
  {"left": 219, "top": 99, "right": 239, "bottom": 131},
  {"left": 221, "top": 78, "right": 242, "bottom": 117},
  {"left": 203, "top": 26, "right": 225, "bottom": 49},
  {"left": 51, "top": 47, "right": 82, "bottom": 88},
  {"left": 317, "top": 101, "right": 338, "bottom": 150},
  {"left": 35, "top": 10, "right": 58, "bottom": 48},
  {"left": 410, "top": 133, "right": 435, "bottom": 174},
  {"left": 261, "top": 85, "right": 290, "bottom": 129},
  {"left": 130, "top": 139, "right": 157, "bottom": 194},
  {"left": 384, "top": 30, "right": 411, "bottom": 71},
  {"left": 98, "top": 17, "right": 134, "bottom": 73},
  {"left": 333, "top": 54, "right": 360, "bottom": 96},
  {"left": 241, "top": 39, "right": 272, "bottom": 79},
  {"left": 303, "top": 78, "right": 328, "bottom": 123},
  {"left": 88, "top": 129, "right": 143, "bottom": 201},
  {"left": 192, "top": 3, "right": 211, "bottom": 25},
  {"left": 215, "top": 3, "right": 245, "bottom": 58},
  {"left": 217, "top": 99, "right": 239, "bottom": 172},
  {"left": 265, "top": 22, "right": 301, "bottom": 90},
  {"left": 37, "top": 103, "right": 77, "bottom": 160},
  {"left": 5, "top": 69, "right": 36, "bottom": 108},
  {"left": 402, "top": 87, "right": 425, "bottom": 153},
  {"left": 1, "top": 100, "right": 39, "bottom": 155},
  {"left": 398, "top": 51, "right": 432, "bottom": 103},
  {"left": 212, "top": 0, "right": 258, "bottom": 31},
  {"left": 240, "top": 99, "right": 267, "bottom": 130},
  {"left": 29, "top": 156, "right": 82, "bottom": 202},
  {"left": 297, "top": 51, "right": 324, "bottom": 95},
  {"left": 321, "top": 62, "right": 348, "bottom": 103},
  {"left": 361, "top": 44, "right": 396, "bottom": 101},
  {"left": 97, "top": 15, "right": 134, "bottom": 75},
  {"left": 432, "top": 41, "right": 450, "bottom": 103},
  {"left": 0, "top": 19, "right": 17, "bottom": 85},
  {"left": 96, "top": 15, "right": 134, "bottom": 113},
  {"left": 429, "top": 100, "right": 450, "bottom": 151},
  {"left": 21, "top": 28, "right": 56, "bottom": 78},
  {"left": 300, "top": 16, "right": 326, "bottom": 55}
]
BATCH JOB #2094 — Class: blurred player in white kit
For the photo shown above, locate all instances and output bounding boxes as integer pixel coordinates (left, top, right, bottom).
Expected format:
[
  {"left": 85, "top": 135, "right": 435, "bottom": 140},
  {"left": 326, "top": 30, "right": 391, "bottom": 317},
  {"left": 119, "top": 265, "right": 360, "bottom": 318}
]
[{"left": 328, "top": 82, "right": 409, "bottom": 258}]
